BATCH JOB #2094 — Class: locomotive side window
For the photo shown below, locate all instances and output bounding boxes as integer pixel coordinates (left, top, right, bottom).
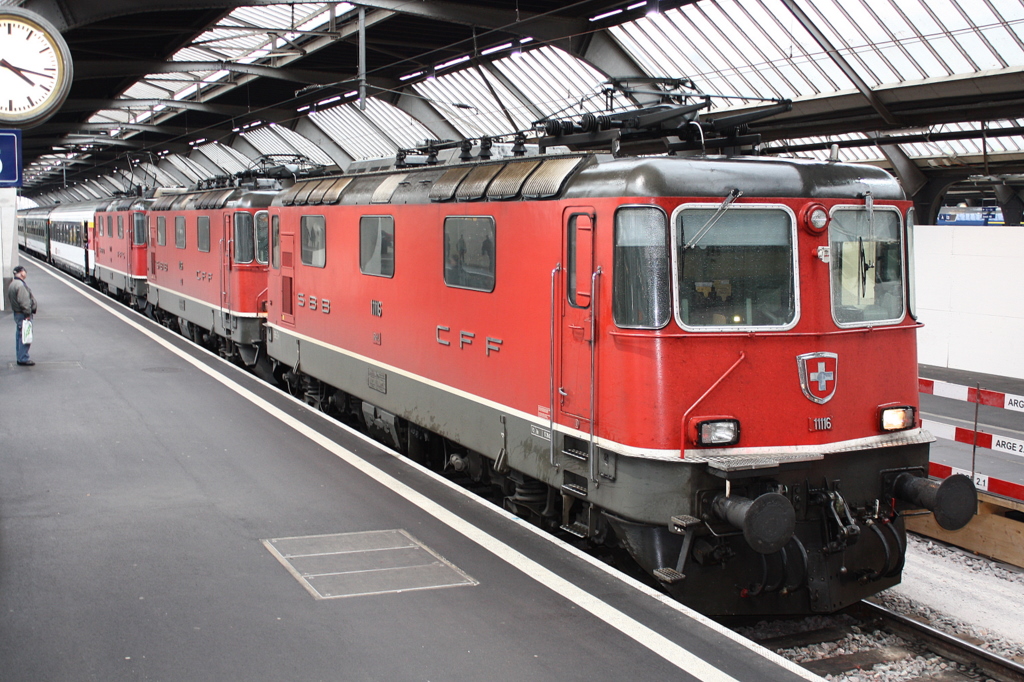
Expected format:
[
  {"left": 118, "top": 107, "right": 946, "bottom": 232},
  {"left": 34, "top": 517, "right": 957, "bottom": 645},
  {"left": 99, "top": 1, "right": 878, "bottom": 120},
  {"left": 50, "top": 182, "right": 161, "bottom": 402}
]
[
  {"left": 133, "top": 213, "right": 147, "bottom": 246},
  {"left": 105, "top": 215, "right": 111, "bottom": 237},
  {"left": 271, "top": 215, "right": 280, "bottom": 269},
  {"left": 613, "top": 206, "right": 670, "bottom": 329},
  {"left": 360, "top": 215, "right": 395, "bottom": 278},
  {"left": 157, "top": 216, "right": 166, "bottom": 246},
  {"left": 444, "top": 216, "right": 495, "bottom": 292},
  {"left": 255, "top": 211, "right": 269, "bottom": 265},
  {"left": 829, "top": 207, "right": 904, "bottom": 325},
  {"left": 197, "top": 216, "right": 211, "bottom": 253},
  {"left": 234, "top": 212, "right": 255, "bottom": 263},
  {"left": 117, "top": 215, "right": 124, "bottom": 239},
  {"left": 300, "top": 215, "right": 326, "bottom": 268},
  {"left": 675, "top": 207, "right": 796, "bottom": 329},
  {"left": 175, "top": 216, "right": 186, "bottom": 249}
]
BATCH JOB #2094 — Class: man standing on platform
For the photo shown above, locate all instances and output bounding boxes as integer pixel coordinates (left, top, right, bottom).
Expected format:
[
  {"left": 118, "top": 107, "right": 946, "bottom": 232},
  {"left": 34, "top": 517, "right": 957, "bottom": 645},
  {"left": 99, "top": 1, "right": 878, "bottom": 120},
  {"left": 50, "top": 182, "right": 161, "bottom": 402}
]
[{"left": 7, "top": 265, "right": 37, "bottom": 366}]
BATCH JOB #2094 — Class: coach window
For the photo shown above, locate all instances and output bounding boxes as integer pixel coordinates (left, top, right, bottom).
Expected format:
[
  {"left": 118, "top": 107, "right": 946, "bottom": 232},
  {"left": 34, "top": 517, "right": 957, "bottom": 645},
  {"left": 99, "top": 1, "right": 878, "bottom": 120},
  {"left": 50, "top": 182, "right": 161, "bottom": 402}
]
[
  {"left": 234, "top": 212, "right": 255, "bottom": 263},
  {"left": 117, "top": 215, "right": 124, "bottom": 239},
  {"left": 157, "top": 216, "right": 166, "bottom": 246},
  {"left": 614, "top": 206, "right": 670, "bottom": 329},
  {"left": 675, "top": 206, "right": 796, "bottom": 329},
  {"left": 360, "top": 216, "right": 394, "bottom": 278},
  {"left": 300, "top": 215, "right": 326, "bottom": 268},
  {"left": 197, "top": 216, "right": 211, "bottom": 253},
  {"left": 271, "top": 215, "right": 280, "bottom": 269},
  {"left": 444, "top": 216, "right": 494, "bottom": 292},
  {"left": 255, "top": 211, "right": 269, "bottom": 265},
  {"left": 175, "top": 216, "right": 186, "bottom": 249},
  {"left": 829, "top": 206, "right": 904, "bottom": 326},
  {"left": 133, "top": 213, "right": 147, "bottom": 246}
]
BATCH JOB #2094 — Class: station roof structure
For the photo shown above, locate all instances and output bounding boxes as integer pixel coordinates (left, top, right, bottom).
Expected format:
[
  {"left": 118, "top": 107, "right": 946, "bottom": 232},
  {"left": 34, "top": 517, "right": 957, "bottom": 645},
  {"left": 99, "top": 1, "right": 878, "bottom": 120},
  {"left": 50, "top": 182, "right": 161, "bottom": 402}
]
[{"left": 11, "top": 0, "right": 1024, "bottom": 223}]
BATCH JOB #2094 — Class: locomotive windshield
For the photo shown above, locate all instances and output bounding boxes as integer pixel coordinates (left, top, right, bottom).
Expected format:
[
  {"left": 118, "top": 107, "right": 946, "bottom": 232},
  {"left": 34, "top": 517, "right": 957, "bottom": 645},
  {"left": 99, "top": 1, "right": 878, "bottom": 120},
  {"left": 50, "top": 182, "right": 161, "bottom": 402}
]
[
  {"left": 675, "top": 207, "right": 796, "bottom": 329},
  {"left": 829, "top": 207, "right": 904, "bottom": 325}
]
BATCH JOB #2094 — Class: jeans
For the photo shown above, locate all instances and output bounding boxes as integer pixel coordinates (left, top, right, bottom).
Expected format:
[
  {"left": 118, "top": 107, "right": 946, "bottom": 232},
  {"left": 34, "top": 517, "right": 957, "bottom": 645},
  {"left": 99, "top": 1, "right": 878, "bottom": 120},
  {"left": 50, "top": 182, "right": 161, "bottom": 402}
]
[{"left": 14, "top": 312, "right": 31, "bottom": 363}]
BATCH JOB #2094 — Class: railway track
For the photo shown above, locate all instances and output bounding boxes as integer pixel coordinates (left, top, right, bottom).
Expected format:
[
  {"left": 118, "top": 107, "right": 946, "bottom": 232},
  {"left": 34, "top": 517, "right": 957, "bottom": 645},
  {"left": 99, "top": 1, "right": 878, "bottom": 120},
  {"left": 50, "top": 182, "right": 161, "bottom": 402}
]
[{"left": 751, "top": 600, "right": 1024, "bottom": 682}]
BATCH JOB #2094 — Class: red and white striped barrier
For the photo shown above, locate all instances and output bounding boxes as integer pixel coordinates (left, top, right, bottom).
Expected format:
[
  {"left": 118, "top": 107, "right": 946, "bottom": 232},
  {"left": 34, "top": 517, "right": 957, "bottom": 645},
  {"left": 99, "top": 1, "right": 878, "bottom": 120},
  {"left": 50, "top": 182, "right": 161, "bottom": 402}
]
[
  {"left": 921, "top": 419, "right": 1024, "bottom": 458},
  {"left": 929, "top": 462, "right": 1024, "bottom": 503},
  {"left": 920, "top": 376, "right": 1024, "bottom": 503},
  {"left": 919, "top": 377, "right": 1024, "bottom": 412}
]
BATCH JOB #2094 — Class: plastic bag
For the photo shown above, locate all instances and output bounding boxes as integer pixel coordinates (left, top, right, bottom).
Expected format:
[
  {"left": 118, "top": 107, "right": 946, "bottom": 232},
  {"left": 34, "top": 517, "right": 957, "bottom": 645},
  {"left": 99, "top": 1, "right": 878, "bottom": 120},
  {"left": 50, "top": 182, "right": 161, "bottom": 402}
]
[{"left": 21, "top": 319, "right": 33, "bottom": 345}]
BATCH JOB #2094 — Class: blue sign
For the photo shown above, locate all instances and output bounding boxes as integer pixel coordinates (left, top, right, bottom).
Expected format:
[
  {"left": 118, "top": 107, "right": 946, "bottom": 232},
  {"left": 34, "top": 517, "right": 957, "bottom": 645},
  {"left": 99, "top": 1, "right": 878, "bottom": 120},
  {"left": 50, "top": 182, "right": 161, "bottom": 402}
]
[{"left": 0, "top": 130, "right": 23, "bottom": 187}]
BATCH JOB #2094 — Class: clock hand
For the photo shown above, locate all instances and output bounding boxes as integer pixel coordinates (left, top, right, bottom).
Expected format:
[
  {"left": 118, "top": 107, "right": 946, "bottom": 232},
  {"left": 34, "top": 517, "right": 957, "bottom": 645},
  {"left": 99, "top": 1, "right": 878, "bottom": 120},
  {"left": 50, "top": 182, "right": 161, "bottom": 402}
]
[
  {"left": 0, "top": 59, "right": 36, "bottom": 86},
  {"left": 2, "top": 61, "right": 52, "bottom": 79}
]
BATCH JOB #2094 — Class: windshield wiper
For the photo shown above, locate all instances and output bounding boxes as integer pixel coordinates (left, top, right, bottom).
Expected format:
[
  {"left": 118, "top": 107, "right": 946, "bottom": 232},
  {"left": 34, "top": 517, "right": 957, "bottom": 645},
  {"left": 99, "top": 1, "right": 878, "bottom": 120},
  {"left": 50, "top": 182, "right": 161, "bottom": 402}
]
[{"left": 684, "top": 188, "right": 742, "bottom": 249}]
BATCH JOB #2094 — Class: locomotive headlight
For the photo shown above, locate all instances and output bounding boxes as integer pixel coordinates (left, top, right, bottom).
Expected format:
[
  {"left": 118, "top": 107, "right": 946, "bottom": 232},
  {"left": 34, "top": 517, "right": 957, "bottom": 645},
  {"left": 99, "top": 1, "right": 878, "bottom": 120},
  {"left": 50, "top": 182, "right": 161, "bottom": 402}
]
[
  {"left": 802, "top": 203, "right": 829, "bottom": 233},
  {"left": 880, "top": 406, "right": 915, "bottom": 431},
  {"left": 694, "top": 418, "right": 741, "bottom": 446}
]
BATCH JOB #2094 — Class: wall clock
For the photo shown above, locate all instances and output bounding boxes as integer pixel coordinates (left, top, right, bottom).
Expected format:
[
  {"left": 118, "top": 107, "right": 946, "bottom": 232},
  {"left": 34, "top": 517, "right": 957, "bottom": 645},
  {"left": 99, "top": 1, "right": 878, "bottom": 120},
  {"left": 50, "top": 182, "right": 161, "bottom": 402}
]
[{"left": 0, "top": 7, "right": 73, "bottom": 128}]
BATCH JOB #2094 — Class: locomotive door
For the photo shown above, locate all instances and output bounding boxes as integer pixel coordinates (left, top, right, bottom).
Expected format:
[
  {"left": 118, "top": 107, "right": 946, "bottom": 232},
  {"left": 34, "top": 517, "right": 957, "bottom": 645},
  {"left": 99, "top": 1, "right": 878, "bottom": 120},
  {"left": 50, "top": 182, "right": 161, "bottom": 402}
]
[
  {"left": 559, "top": 208, "right": 596, "bottom": 423},
  {"left": 279, "top": 231, "right": 295, "bottom": 326},
  {"left": 220, "top": 213, "right": 232, "bottom": 327}
]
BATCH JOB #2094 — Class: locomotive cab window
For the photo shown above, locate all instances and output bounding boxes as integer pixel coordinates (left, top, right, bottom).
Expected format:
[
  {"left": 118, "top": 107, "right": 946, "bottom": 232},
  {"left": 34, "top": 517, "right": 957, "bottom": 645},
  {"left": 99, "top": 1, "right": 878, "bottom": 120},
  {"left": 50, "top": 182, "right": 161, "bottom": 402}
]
[
  {"left": 234, "top": 212, "right": 255, "bottom": 263},
  {"left": 133, "top": 213, "right": 147, "bottom": 246},
  {"left": 197, "top": 216, "right": 210, "bottom": 253},
  {"left": 271, "top": 215, "right": 280, "bottom": 269},
  {"left": 255, "top": 211, "right": 269, "bottom": 265},
  {"left": 175, "top": 216, "right": 186, "bottom": 249},
  {"left": 444, "top": 216, "right": 494, "bottom": 292},
  {"left": 614, "top": 206, "right": 670, "bottom": 329},
  {"left": 829, "top": 206, "right": 904, "bottom": 326},
  {"left": 360, "top": 215, "right": 395, "bottom": 278},
  {"left": 300, "top": 215, "right": 326, "bottom": 268},
  {"left": 675, "top": 206, "right": 796, "bottom": 329}
]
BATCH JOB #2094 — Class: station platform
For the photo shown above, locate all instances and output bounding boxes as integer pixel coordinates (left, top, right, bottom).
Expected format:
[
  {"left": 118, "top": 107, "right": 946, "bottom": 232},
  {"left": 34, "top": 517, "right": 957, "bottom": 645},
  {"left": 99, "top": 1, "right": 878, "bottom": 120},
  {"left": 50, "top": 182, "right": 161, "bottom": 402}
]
[{"left": 0, "top": 258, "right": 816, "bottom": 681}]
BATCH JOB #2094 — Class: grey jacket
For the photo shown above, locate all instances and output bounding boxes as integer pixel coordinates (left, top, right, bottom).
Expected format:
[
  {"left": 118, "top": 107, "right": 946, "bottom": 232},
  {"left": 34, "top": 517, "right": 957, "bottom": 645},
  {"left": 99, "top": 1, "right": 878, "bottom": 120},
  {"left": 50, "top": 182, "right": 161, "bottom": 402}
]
[{"left": 7, "top": 278, "right": 37, "bottom": 316}]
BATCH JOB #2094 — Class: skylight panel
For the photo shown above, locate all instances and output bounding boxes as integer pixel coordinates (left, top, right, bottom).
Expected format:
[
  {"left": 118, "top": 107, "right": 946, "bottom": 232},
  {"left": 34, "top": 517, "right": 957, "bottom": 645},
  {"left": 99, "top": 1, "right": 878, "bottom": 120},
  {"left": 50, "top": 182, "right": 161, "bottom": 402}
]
[
  {"left": 308, "top": 105, "right": 399, "bottom": 160},
  {"left": 360, "top": 98, "right": 437, "bottom": 149},
  {"left": 264, "top": 124, "right": 336, "bottom": 166},
  {"left": 413, "top": 67, "right": 532, "bottom": 138},
  {"left": 493, "top": 45, "right": 632, "bottom": 119},
  {"left": 194, "top": 142, "right": 252, "bottom": 174},
  {"left": 164, "top": 154, "right": 214, "bottom": 182}
]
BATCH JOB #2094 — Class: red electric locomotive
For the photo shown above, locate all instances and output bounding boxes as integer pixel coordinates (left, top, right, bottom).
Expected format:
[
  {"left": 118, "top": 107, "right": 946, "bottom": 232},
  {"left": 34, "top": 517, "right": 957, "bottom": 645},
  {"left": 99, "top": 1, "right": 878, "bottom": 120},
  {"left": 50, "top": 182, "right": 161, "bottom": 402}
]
[
  {"left": 94, "top": 195, "right": 152, "bottom": 306},
  {"left": 262, "top": 140, "right": 975, "bottom": 615},
  {"left": 144, "top": 184, "right": 276, "bottom": 371}
]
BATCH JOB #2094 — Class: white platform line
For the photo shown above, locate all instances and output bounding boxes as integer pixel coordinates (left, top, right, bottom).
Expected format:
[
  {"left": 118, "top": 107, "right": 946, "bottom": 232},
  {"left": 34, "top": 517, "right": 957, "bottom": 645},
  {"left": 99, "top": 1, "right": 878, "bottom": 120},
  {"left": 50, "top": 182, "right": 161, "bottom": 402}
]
[{"left": 39, "top": 261, "right": 819, "bottom": 682}]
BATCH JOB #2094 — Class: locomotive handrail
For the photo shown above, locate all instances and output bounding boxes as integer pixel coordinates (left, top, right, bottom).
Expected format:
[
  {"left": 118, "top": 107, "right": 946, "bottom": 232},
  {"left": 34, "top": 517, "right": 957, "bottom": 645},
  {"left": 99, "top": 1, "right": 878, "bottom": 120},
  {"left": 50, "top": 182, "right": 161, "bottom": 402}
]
[
  {"left": 549, "top": 263, "right": 561, "bottom": 468},
  {"left": 680, "top": 351, "right": 746, "bottom": 459},
  {"left": 589, "top": 266, "right": 602, "bottom": 483}
]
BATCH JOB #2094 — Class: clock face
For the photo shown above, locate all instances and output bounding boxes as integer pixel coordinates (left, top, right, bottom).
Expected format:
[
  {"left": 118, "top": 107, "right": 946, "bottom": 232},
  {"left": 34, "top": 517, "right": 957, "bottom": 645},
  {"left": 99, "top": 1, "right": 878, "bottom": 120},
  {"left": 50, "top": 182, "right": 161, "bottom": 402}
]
[{"left": 0, "top": 10, "right": 72, "bottom": 127}]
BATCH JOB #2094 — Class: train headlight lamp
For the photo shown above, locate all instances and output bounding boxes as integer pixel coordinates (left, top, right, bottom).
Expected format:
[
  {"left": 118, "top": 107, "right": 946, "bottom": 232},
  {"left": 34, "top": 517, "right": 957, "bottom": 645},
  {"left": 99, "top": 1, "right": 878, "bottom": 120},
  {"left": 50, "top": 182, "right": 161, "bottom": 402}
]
[
  {"left": 880, "top": 406, "right": 915, "bottom": 431},
  {"left": 692, "top": 418, "right": 741, "bottom": 446},
  {"left": 802, "top": 203, "right": 829, "bottom": 233}
]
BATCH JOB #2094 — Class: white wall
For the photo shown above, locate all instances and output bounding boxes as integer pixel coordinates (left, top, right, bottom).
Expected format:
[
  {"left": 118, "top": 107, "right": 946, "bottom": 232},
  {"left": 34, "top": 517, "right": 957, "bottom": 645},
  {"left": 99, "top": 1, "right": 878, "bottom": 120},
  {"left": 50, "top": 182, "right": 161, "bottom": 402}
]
[{"left": 915, "top": 225, "right": 1024, "bottom": 379}]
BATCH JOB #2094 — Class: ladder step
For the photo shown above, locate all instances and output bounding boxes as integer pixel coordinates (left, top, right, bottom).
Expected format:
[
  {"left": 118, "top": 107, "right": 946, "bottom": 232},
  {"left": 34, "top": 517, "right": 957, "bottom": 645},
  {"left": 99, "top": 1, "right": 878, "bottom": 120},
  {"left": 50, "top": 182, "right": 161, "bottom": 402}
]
[
  {"left": 559, "top": 522, "right": 590, "bottom": 538},
  {"left": 561, "top": 482, "right": 588, "bottom": 498},
  {"left": 653, "top": 568, "right": 686, "bottom": 584},
  {"left": 670, "top": 514, "right": 702, "bottom": 534},
  {"left": 562, "top": 447, "right": 588, "bottom": 461}
]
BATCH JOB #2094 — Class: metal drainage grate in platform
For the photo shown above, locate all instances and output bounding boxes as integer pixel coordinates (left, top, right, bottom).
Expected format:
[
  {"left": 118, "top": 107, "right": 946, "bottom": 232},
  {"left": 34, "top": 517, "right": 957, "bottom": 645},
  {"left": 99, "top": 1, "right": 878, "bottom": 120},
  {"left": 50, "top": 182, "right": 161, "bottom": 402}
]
[{"left": 264, "top": 529, "right": 477, "bottom": 600}]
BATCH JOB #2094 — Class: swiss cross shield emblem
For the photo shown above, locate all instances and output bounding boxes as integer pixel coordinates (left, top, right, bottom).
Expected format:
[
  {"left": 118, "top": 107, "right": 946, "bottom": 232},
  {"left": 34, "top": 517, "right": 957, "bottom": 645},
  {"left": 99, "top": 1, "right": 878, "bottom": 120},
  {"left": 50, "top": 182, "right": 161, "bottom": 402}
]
[{"left": 797, "top": 352, "right": 838, "bottom": 404}]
